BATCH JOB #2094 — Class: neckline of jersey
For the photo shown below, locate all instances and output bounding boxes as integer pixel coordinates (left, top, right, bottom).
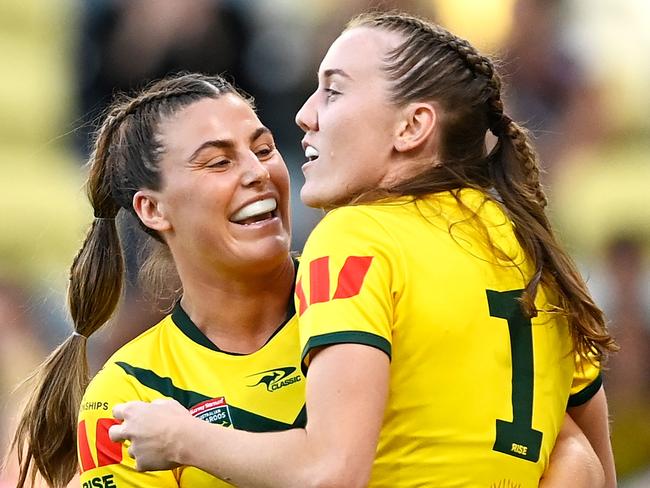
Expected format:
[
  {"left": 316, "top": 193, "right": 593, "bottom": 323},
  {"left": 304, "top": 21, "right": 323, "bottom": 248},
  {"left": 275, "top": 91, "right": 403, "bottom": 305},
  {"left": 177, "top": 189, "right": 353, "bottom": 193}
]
[{"left": 170, "top": 258, "right": 298, "bottom": 356}]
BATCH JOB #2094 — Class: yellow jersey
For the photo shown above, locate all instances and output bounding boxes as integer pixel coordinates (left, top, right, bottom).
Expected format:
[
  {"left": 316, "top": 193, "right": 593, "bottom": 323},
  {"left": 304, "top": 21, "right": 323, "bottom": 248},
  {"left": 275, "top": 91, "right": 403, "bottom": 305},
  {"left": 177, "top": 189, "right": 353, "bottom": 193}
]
[
  {"left": 78, "top": 300, "right": 305, "bottom": 487},
  {"left": 296, "top": 189, "right": 601, "bottom": 488}
]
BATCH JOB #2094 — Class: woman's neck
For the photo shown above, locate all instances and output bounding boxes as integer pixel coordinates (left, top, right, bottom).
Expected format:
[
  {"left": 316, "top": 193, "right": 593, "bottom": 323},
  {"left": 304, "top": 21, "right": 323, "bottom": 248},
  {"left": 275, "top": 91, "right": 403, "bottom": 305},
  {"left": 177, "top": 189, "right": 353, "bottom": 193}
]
[{"left": 178, "top": 255, "right": 295, "bottom": 354}]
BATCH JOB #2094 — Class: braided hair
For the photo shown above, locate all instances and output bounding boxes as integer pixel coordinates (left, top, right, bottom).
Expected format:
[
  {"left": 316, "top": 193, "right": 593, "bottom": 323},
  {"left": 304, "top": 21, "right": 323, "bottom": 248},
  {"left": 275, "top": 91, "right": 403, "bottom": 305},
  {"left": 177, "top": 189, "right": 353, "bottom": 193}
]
[
  {"left": 8, "top": 73, "right": 247, "bottom": 488},
  {"left": 347, "top": 12, "right": 615, "bottom": 362}
]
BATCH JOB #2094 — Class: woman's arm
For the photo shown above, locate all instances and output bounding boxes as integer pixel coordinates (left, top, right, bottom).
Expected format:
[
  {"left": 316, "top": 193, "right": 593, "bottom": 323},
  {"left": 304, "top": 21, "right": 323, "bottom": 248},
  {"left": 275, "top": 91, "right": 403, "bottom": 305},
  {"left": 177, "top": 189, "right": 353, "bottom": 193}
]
[
  {"left": 540, "top": 413, "right": 604, "bottom": 488},
  {"left": 79, "top": 364, "right": 181, "bottom": 487},
  {"left": 112, "top": 343, "right": 390, "bottom": 488},
  {"left": 567, "top": 388, "right": 616, "bottom": 488}
]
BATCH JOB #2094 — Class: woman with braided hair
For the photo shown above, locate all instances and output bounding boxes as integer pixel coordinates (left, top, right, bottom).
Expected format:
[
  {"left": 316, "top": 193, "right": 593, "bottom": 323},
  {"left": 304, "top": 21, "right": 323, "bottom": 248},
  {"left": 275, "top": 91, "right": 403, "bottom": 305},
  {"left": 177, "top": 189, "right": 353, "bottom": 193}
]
[
  {"left": 8, "top": 73, "right": 305, "bottom": 487},
  {"left": 111, "top": 11, "right": 616, "bottom": 488}
]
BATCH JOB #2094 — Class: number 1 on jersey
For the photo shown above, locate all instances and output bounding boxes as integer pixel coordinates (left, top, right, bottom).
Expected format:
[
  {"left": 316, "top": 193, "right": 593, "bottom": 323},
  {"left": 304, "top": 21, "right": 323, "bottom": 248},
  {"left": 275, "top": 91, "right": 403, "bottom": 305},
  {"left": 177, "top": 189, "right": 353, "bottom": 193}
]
[{"left": 487, "top": 289, "right": 543, "bottom": 462}]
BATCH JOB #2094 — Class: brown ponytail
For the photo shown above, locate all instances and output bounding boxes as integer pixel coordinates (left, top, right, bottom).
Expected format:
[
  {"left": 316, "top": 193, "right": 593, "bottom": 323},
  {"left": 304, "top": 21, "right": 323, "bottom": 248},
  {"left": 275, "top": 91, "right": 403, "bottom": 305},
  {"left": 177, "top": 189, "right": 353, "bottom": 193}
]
[
  {"left": 347, "top": 12, "right": 617, "bottom": 362},
  {"left": 8, "top": 105, "right": 127, "bottom": 487},
  {"left": 7, "top": 73, "right": 244, "bottom": 487},
  {"left": 488, "top": 117, "right": 615, "bottom": 359}
]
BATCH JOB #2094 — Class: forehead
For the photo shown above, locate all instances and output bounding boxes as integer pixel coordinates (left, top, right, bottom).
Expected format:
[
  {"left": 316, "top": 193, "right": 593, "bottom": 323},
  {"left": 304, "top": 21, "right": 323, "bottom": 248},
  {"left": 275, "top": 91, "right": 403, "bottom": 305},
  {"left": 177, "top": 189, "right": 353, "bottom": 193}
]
[
  {"left": 320, "top": 27, "right": 403, "bottom": 80},
  {"left": 159, "top": 94, "right": 261, "bottom": 156}
]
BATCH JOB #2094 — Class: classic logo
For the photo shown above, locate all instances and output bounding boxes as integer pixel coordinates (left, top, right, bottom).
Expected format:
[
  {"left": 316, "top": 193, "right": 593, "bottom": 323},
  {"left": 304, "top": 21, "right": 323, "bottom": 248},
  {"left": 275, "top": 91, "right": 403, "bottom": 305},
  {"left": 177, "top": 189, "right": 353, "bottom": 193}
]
[
  {"left": 248, "top": 366, "right": 302, "bottom": 392},
  {"left": 189, "top": 397, "right": 233, "bottom": 427}
]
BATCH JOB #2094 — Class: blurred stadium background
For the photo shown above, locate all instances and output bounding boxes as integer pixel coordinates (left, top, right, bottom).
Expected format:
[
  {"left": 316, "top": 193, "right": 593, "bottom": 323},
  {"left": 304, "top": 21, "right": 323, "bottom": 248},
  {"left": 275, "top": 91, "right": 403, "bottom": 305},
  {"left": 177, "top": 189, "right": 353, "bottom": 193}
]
[{"left": 1, "top": 0, "right": 649, "bottom": 485}]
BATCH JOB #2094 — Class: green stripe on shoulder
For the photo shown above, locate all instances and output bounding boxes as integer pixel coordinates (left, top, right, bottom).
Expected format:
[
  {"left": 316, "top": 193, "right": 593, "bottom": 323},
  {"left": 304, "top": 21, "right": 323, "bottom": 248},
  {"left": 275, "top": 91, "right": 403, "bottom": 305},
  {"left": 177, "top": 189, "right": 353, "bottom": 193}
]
[
  {"left": 301, "top": 331, "right": 391, "bottom": 374},
  {"left": 567, "top": 373, "right": 603, "bottom": 408},
  {"left": 115, "top": 361, "right": 306, "bottom": 431},
  {"left": 115, "top": 361, "right": 210, "bottom": 408}
]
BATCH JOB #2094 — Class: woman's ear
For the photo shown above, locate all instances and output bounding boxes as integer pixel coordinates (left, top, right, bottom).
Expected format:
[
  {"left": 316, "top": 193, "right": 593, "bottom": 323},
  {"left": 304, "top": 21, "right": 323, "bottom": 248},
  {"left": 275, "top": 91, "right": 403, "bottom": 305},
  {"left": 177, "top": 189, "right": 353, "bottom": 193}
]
[
  {"left": 133, "top": 190, "right": 172, "bottom": 233},
  {"left": 394, "top": 102, "right": 437, "bottom": 153}
]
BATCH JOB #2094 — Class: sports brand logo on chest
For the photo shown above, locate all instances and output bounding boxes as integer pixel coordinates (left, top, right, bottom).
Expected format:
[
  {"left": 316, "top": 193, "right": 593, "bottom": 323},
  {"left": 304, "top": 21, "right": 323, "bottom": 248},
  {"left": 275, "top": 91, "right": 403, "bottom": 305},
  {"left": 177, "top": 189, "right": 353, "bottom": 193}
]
[{"left": 247, "top": 366, "right": 302, "bottom": 392}]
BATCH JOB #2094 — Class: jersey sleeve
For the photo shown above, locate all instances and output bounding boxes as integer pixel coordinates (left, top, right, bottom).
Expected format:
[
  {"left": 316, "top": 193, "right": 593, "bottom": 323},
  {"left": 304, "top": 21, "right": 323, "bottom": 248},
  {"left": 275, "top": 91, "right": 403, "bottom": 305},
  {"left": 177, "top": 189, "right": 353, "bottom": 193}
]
[
  {"left": 78, "top": 362, "right": 180, "bottom": 487},
  {"left": 296, "top": 206, "right": 401, "bottom": 372},
  {"left": 567, "top": 352, "right": 602, "bottom": 407}
]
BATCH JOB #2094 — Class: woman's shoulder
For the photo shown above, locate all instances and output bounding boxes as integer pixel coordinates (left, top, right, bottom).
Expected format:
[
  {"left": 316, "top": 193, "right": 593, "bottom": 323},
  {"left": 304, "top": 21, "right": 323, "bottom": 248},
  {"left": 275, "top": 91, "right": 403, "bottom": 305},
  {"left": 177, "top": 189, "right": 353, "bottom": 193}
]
[
  {"left": 305, "top": 204, "right": 400, "bottom": 256},
  {"left": 317, "top": 200, "right": 414, "bottom": 235},
  {"left": 84, "top": 314, "right": 173, "bottom": 397}
]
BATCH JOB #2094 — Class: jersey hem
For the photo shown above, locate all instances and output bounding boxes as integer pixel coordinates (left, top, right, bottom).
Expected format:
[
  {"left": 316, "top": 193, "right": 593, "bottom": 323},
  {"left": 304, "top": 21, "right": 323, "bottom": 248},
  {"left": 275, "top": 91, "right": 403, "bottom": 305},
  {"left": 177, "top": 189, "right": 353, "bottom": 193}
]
[
  {"left": 301, "top": 331, "right": 391, "bottom": 374},
  {"left": 567, "top": 372, "right": 603, "bottom": 407}
]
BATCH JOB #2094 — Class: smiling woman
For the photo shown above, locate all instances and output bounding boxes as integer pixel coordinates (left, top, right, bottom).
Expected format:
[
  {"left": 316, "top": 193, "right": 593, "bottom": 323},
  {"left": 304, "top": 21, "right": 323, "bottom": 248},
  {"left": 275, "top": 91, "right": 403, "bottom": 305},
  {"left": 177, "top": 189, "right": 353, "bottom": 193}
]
[
  {"left": 136, "top": 93, "right": 292, "bottom": 279},
  {"left": 8, "top": 73, "right": 303, "bottom": 488},
  {"left": 109, "top": 11, "right": 615, "bottom": 488}
]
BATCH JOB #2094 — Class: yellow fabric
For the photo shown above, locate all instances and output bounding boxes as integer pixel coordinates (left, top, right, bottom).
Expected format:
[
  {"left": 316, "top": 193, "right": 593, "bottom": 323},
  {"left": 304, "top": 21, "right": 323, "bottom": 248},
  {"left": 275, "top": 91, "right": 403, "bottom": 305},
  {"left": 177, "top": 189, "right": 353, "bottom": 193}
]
[
  {"left": 570, "top": 352, "right": 602, "bottom": 404},
  {"left": 78, "top": 305, "right": 304, "bottom": 487},
  {"left": 297, "top": 189, "right": 601, "bottom": 488}
]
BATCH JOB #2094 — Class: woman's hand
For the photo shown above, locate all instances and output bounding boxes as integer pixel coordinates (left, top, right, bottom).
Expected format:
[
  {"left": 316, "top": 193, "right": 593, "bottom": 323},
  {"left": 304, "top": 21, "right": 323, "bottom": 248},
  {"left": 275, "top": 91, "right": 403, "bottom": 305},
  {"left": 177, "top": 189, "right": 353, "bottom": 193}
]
[
  {"left": 109, "top": 344, "right": 389, "bottom": 487},
  {"left": 109, "top": 398, "right": 192, "bottom": 471}
]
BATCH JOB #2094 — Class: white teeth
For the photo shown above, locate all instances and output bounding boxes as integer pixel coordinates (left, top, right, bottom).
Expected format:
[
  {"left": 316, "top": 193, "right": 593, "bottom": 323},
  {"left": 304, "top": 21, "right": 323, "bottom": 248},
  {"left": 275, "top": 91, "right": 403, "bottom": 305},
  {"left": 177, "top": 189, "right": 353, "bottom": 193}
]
[
  {"left": 231, "top": 198, "right": 277, "bottom": 223},
  {"left": 305, "top": 145, "right": 319, "bottom": 159}
]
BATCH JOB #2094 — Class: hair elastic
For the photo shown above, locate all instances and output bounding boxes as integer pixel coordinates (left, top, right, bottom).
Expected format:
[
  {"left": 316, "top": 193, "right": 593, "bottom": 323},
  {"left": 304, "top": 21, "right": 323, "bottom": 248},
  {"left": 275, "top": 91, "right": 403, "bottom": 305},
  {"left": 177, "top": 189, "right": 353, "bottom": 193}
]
[
  {"left": 72, "top": 331, "right": 87, "bottom": 339},
  {"left": 491, "top": 114, "right": 513, "bottom": 136}
]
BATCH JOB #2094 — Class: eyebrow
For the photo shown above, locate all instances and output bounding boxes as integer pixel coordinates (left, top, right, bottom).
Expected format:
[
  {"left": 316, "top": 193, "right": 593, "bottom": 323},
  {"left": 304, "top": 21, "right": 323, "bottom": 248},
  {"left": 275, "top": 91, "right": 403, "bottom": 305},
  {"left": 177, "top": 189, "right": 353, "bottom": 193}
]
[
  {"left": 322, "top": 68, "right": 353, "bottom": 81},
  {"left": 187, "top": 126, "right": 272, "bottom": 162}
]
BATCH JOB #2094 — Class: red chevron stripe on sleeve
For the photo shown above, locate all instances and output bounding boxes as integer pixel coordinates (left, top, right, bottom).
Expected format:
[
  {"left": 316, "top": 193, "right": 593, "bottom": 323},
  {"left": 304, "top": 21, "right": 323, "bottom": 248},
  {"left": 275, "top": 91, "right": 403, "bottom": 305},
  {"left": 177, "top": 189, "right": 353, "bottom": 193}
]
[
  {"left": 77, "top": 420, "right": 96, "bottom": 472},
  {"left": 96, "top": 418, "right": 123, "bottom": 467},
  {"left": 309, "top": 256, "right": 330, "bottom": 305},
  {"left": 333, "top": 256, "right": 374, "bottom": 299}
]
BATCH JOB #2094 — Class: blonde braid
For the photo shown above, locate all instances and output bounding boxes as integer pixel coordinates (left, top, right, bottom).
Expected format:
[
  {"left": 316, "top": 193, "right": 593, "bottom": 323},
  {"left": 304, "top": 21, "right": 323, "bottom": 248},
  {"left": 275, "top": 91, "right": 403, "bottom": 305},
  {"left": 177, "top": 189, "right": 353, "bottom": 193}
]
[{"left": 501, "top": 121, "right": 548, "bottom": 208}]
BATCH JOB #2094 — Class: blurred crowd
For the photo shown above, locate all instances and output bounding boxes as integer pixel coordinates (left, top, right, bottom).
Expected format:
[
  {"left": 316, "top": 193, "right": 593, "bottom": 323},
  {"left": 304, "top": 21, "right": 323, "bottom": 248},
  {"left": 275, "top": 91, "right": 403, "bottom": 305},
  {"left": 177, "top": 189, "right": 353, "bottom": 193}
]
[{"left": 1, "top": 0, "right": 649, "bottom": 485}]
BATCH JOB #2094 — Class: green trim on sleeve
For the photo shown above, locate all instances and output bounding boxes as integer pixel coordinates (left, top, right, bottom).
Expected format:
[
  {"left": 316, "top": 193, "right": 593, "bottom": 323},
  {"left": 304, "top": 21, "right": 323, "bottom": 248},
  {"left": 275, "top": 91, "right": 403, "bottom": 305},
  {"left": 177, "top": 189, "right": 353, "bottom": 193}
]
[
  {"left": 567, "top": 372, "right": 603, "bottom": 408},
  {"left": 301, "top": 331, "right": 392, "bottom": 374}
]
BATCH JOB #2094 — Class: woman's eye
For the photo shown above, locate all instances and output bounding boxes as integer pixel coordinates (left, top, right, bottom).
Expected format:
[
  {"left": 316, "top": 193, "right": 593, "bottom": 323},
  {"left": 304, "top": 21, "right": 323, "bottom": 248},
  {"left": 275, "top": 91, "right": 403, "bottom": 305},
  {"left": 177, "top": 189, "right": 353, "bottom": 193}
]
[
  {"left": 255, "top": 145, "right": 275, "bottom": 159},
  {"left": 324, "top": 88, "right": 341, "bottom": 100},
  {"left": 206, "top": 159, "right": 231, "bottom": 169}
]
